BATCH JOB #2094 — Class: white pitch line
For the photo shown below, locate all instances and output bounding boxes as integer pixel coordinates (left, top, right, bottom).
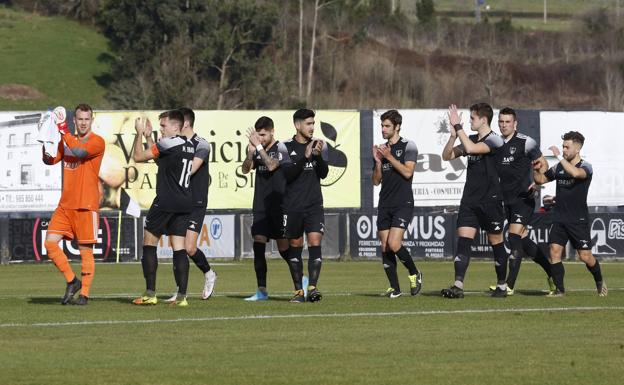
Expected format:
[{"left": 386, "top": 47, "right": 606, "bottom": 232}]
[
  {"left": 0, "top": 287, "right": 622, "bottom": 300},
  {"left": 1, "top": 306, "right": 623, "bottom": 329}
]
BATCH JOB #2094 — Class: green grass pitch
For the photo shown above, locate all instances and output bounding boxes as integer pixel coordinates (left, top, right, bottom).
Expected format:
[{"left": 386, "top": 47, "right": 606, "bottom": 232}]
[{"left": 1, "top": 260, "right": 623, "bottom": 385}]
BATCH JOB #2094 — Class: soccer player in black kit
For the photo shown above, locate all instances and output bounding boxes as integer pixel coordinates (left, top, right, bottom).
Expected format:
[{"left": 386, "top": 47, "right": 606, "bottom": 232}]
[
  {"left": 372, "top": 110, "right": 422, "bottom": 298},
  {"left": 533, "top": 131, "right": 607, "bottom": 297},
  {"left": 131, "top": 110, "right": 196, "bottom": 306},
  {"left": 278, "top": 109, "right": 328, "bottom": 303},
  {"left": 165, "top": 108, "right": 217, "bottom": 302},
  {"left": 241, "top": 116, "right": 290, "bottom": 301},
  {"left": 441, "top": 103, "right": 510, "bottom": 298},
  {"left": 492, "top": 107, "right": 554, "bottom": 295}
]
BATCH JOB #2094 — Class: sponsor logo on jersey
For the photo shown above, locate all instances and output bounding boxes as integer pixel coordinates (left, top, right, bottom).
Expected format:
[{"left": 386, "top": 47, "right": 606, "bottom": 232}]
[
  {"left": 64, "top": 161, "right": 80, "bottom": 170},
  {"left": 502, "top": 156, "right": 515, "bottom": 163}
]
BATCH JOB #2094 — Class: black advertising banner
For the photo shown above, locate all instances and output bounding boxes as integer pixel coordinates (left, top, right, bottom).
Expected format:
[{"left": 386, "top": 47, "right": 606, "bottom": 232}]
[
  {"left": 349, "top": 210, "right": 455, "bottom": 259},
  {"left": 470, "top": 211, "right": 624, "bottom": 260},
  {"left": 8, "top": 216, "right": 137, "bottom": 262},
  {"left": 588, "top": 212, "right": 624, "bottom": 258},
  {"left": 350, "top": 210, "right": 624, "bottom": 260}
]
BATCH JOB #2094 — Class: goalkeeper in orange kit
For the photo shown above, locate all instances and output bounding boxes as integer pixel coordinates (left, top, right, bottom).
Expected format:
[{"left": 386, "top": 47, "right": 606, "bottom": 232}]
[{"left": 42, "top": 104, "right": 105, "bottom": 305}]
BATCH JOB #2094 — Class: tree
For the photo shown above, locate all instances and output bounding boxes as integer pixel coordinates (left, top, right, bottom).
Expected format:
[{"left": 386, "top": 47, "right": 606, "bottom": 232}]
[
  {"left": 416, "top": 0, "right": 435, "bottom": 24},
  {"left": 209, "top": 1, "right": 278, "bottom": 109},
  {"left": 306, "top": 0, "right": 335, "bottom": 103},
  {"left": 299, "top": 0, "right": 304, "bottom": 98},
  {"left": 99, "top": 0, "right": 280, "bottom": 109}
]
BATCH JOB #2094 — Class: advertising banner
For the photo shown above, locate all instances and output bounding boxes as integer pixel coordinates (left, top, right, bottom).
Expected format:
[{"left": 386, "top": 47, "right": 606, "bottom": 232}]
[
  {"left": 240, "top": 213, "right": 342, "bottom": 259},
  {"left": 468, "top": 211, "right": 624, "bottom": 260},
  {"left": 589, "top": 213, "right": 624, "bottom": 258},
  {"left": 539, "top": 111, "right": 624, "bottom": 206},
  {"left": 95, "top": 110, "right": 360, "bottom": 210},
  {"left": 349, "top": 210, "right": 455, "bottom": 259},
  {"left": 8, "top": 215, "right": 137, "bottom": 262},
  {"left": 155, "top": 215, "right": 235, "bottom": 259},
  {"left": 0, "top": 112, "right": 62, "bottom": 211}
]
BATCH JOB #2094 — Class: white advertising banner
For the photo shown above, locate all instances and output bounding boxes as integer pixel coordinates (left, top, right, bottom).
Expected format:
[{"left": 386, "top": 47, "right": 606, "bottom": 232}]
[
  {"left": 156, "top": 215, "right": 235, "bottom": 258},
  {"left": 540, "top": 111, "right": 624, "bottom": 206},
  {"left": 0, "top": 112, "right": 62, "bottom": 211},
  {"left": 372, "top": 109, "right": 475, "bottom": 207}
]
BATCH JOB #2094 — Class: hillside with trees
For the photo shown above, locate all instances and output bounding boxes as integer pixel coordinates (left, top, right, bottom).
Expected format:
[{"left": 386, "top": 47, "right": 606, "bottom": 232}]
[{"left": 1, "top": 0, "right": 623, "bottom": 111}]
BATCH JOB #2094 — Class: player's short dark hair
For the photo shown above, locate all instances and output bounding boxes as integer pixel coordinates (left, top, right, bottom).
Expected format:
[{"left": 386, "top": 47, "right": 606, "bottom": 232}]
[
  {"left": 74, "top": 103, "right": 93, "bottom": 116},
  {"left": 562, "top": 131, "right": 585, "bottom": 147},
  {"left": 159, "top": 109, "right": 184, "bottom": 128},
  {"left": 255, "top": 116, "right": 274, "bottom": 130},
  {"left": 293, "top": 108, "right": 315, "bottom": 123},
  {"left": 499, "top": 107, "right": 516, "bottom": 121},
  {"left": 178, "top": 107, "right": 195, "bottom": 127},
  {"left": 470, "top": 103, "right": 494, "bottom": 125},
  {"left": 380, "top": 109, "right": 402, "bottom": 127}
]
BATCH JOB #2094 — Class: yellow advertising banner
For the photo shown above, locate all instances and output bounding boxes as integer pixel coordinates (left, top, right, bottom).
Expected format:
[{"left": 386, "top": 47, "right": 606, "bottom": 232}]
[{"left": 94, "top": 110, "right": 360, "bottom": 210}]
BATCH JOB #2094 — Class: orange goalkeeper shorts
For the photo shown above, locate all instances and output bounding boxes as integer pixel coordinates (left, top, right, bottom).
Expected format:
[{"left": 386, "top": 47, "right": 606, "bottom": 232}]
[{"left": 48, "top": 206, "right": 99, "bottom": 244}]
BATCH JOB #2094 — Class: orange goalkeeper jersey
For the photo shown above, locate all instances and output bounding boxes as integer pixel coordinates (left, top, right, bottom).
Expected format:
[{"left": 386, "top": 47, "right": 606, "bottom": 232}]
[{"left": 43, "top": 132, "right": 105, "bottom": 211}]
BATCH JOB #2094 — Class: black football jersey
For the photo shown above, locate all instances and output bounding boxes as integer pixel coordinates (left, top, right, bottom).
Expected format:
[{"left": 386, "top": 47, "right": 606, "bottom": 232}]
[
  {"left": 376, "top": 137, "right": 418, "bottom": 208},
  {"left": 252, "top": 141, "right": 286, "bottom": 213},
  {"left": 151, "top": 135, "right": 195, "bottom": 213},
  {"left": 495, "top": 132, "right": 542, "bottom": 203},
  {"left": 190, "top": 134, "right": 210, "bottom": 208},
  {"left": 277, "top": 137, "right": 329, "bottom": 211},
  {"left": 458, "top": 132, "right": 504, "bottom": 204},
  {"left": 544, "top": 160, "right": 593, "bottom": 223}
]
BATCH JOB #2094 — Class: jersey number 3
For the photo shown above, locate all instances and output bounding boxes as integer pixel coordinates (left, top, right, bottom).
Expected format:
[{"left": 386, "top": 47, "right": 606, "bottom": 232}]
[{"left": 179, "top": 158, "right": 193, "bottom": 188}]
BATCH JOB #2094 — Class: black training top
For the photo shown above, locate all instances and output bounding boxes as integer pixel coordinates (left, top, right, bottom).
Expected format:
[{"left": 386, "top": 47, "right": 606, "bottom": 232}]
[
  {"left": 495, "top": 131, "right": 542, "bottom": 203},
  {"left": 252, "top": 141, "right": 286, "bottom": 213},
  {"left": 190, "top": 134, "right": 210, "bottom": 208},
  {"left": 458, "top": 131, "right": 504, "bottom": 204},
  {"left": 277, "top": 137, "right": 329, "bottom": 211},
  {"left": 544, "top": 160, "right": 593, "bottom": 223},
  {"left": 376, "top": 137, "right": 418, "bottom": 208}
]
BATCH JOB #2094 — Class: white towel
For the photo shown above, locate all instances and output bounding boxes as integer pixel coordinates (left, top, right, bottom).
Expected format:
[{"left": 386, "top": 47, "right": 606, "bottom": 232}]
[{"left": 36, "top": 110, "right": 61, "bottom": 157}]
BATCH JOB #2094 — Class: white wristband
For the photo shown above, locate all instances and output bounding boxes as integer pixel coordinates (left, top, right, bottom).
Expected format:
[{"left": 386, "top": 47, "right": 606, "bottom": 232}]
[{"left": 256, "top": 144, "right": 263, "bottom": 152}]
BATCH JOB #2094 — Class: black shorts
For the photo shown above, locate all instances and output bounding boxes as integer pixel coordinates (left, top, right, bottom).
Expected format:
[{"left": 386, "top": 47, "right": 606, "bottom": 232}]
[
  {"left": 549, "top": 222, "right": 593, "bottom": 250},
  {"left": 251, "top": 208, "right": 285, "bottom": 240},
  {"left": 187, "top": 207, "right": 206, "bottom": 234},
  {"left": 376, "top": 205, "right": 413, "bottom": 231},
  {"left": 284, "top": 206, "right": 325, "bottom": 239},
  {"left": 144, "top": 206, "right": 188, "bottom": 237},
  {"left": 505, "top": 198, "right": 535, "bottom": 226},
  {"left": 457, "top": 201, "right": 505, "bottom": 234}
]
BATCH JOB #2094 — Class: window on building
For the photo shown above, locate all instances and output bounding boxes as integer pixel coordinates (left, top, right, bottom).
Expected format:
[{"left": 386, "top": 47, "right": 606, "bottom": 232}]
[
  {"left": 20, "top": 164, "right": 32, "bottom": 185},
  {"left": 8, "top": 134, "right": 16, "bottom": 146},
  {"left": 24, "top": 132, "right": 31, "bottom": 145}
]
